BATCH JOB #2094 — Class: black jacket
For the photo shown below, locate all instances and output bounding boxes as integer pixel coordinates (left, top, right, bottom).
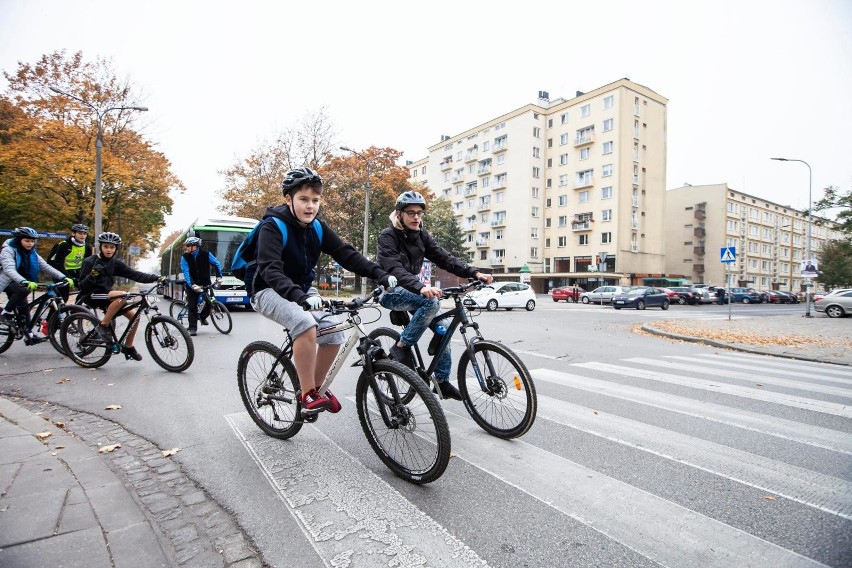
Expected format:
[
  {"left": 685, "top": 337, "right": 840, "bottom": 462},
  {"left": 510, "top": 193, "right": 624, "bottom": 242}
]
[
  {"left": 78, "top": 254, "right": 159, "bottom": 296},
  {"left": 46, "top": 237, "right": 93, "bottom": 277},
  {"left": 377, "top": 220, "right": 478, "bottom": 293},
  {"left": 253, "top": 205, "right": 390, "bottom": 304}
]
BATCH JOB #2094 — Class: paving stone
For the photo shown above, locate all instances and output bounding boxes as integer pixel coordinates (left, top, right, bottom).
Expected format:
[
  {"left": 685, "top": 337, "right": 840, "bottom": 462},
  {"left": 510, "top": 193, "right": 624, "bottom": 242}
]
[
  {"left": 181, "top": 490, "right": 207, "bottom": 506},
  {"left": 0, "top": 526, "right": 112, "bottom": 568}
]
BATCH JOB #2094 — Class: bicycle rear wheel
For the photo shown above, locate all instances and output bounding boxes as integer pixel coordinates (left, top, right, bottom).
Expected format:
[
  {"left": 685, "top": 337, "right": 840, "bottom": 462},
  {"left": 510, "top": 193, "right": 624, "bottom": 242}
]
[
  {"left": 169, "top": 299, "right": 186, "bottom": 322},
  {"left": 356, "top": 360, "right": 451, "bottom": 484},
  {"left": 457, "top": 340, "right": 537, "bottom": 439},
  {"left": 48, "top": 305, "right": 89, "bottom": 355},
  {"left": 145, "top": 315, "right": 194, "bottom": 372},
  {"left": 209, "top": 300, "right": 232, "bottom": 334},
  {"left": 0, "top": 321, "right": 15, "bottom": 354},
  {"left": 367, "top": 327, "right": 419, "bottom": 404},
  {"left": 60, "top": 312, "right": 112, "bottom": 368},
  {"left": 237, "top": 341, "right": 303, "bottom": 439}
]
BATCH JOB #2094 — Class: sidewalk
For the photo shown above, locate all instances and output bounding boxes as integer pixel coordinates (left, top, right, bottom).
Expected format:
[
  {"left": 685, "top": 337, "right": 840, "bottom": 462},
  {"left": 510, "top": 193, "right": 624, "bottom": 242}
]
[{"left": 0, "top": 397, "right": 264, "bottom": 568}]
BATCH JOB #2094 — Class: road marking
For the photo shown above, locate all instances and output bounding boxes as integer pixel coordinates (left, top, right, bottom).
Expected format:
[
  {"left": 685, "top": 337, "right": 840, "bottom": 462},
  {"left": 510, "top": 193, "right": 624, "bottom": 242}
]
[
  {"left": 531, "top": 368, "right": 852, "bottom": 455},
  {"left": 663, "top": 355, "right": 852, "bottom": 384},
  {"left": 574, "top": 362, "right": 852, "bottom": 418},
  {"left": 225, "top": 413, "right": 487, "bottom": 568},
  {"left": 692, "top": 352, "right": 852, "bottom": 378},
  {"left": 445, "top": 413, "right": 830, "bottom": 568}
]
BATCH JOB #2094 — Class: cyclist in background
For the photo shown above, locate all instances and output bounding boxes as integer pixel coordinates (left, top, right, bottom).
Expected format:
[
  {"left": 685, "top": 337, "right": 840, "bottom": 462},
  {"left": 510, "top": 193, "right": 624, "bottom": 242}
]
[
  {"left": 0, "top": 226, "right": 72, "bottom": 345},
  {"left": 377, "top": 191, "right": 492, "bottom": 400},
  {"left": 77, "top": 232, "right": 163, "bottom": 361},
  {"left": 46, "top": 223, "right": 92, "bottom": 302},
  {"left": 252, "top": 167, "right": 396, "bottom": 414},
  {"left": 179, "top": 236, "right": 223, "bottom": 336}
]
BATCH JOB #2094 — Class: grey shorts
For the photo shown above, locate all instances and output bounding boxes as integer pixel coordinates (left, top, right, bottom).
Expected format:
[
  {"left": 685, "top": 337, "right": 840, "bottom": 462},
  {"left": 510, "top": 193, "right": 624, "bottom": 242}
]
[{"left": 251, "top": 288, "right": 344, "bottom": 346}]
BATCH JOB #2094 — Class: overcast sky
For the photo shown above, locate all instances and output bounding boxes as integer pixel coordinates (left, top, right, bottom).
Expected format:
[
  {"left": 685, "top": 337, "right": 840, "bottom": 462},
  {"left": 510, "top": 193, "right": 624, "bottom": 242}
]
[{"left": 2, "top": 0, "right": 850, "bottom": 249}]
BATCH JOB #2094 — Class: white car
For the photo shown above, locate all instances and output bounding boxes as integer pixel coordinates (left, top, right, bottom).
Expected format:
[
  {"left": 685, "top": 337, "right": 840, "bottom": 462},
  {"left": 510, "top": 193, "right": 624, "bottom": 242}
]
[
  {"left": 580, "top": 285, "right": 631, "bottom": 304},
  {"left": 464, "top": 281, "right": 536, "bottom": 311}
]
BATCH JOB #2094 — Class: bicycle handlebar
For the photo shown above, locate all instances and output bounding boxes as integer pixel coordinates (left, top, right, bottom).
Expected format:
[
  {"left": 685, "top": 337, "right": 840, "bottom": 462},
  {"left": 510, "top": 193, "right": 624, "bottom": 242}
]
[
  {"left": 33, "top": 281, "right": 70, "bottom": 290},
  {"left": 440, "top": 279, "right": 486, "bottom": 297}
]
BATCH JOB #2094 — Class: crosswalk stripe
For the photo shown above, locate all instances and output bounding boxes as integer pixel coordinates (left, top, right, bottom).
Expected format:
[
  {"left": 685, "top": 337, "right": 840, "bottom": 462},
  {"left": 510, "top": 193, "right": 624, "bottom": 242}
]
[
  {"left": 527, "top": 392, "right": 852, "bottom": 519},
  {"left": 531, "top": 368, "right": 852, "bottom": 455},
  {"left": 574, "top": 362, "right": 852, "bottom": 418},
  {"left": 225, "top": 413, "right": 488, "bottom": 567},
  {"left": 626, "top": 357, "right": 852, "bottom": 398},
  {"left": 444, "top": 412, "right": 829, "bottom": 568},
  {"left": 690, "top": 352, "right": 852, "bottom": 379},
  {"left": 663, "top": 355, "right": 852, "bottom": 385}
]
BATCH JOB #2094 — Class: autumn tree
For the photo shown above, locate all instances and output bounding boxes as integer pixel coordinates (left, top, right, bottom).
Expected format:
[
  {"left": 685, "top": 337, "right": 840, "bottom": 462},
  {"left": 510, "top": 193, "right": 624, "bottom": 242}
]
[
  {"left": 0, "top": 50, "right": 183, "bottom": 254},
  {"left": 817, "top": 239, "right": 852, "bottom": 288}
]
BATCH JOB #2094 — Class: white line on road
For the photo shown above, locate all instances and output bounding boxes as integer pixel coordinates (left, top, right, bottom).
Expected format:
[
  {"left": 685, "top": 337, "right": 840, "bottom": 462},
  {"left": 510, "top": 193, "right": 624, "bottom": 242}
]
[{"left": 687, "top": 352, "right": 852, "bottom": 379}]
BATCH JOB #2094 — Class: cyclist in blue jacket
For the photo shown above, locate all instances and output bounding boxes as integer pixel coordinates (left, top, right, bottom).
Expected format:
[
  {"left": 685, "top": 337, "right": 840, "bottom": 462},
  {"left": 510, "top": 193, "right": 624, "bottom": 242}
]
[{"left": 179, "top": 236, "right": 223, "bottom": 336}]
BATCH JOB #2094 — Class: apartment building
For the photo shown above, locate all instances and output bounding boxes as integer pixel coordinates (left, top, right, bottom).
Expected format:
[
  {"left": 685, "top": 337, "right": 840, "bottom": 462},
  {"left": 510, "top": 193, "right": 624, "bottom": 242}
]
[
  {"left": 666, "top": 183, "right": 842, "bottom": 290},
  {"left": 408, "top": 78, "right": 668, "bottom": 292}
]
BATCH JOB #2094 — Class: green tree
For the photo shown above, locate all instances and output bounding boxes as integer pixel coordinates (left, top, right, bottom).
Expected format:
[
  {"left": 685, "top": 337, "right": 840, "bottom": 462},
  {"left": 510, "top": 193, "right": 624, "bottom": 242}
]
[
  {"left": 817, "top": 239, "right": 852, "bottom": 288},
  {"left": 425, "top": 197, "right": 468, "bottom": 260},
  {"left": 812, "top": 185, "right": 851, "bottom": 237}
]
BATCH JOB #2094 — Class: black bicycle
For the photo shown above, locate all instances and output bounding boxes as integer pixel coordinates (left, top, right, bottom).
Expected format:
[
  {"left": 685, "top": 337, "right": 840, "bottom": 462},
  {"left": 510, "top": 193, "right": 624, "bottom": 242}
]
[
  {"left": 169, "top": 283, "right": 232, "bottom": 334},
  {"left": 0, "top": 281, "right": 88, "bottom": 355},
  {"left": 60, "top": 282, "right": 194, "bottom": 372},
  {"left": 237, "top": 287, "right": 451, "bottom": 484},
  {"left": 369, "top": 280, "right": 537, "bottom": 439}
]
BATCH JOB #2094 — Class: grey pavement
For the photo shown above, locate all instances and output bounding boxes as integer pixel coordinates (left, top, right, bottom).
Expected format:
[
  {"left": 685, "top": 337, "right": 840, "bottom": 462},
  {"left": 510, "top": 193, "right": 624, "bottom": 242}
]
[{"left": 0, "top": 312, "right": 847, "bottom": 568}]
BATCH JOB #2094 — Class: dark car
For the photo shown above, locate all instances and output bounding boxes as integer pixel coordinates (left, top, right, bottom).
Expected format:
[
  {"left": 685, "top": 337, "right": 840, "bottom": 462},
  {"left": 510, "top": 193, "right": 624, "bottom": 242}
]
[
  {"left": 550, "top": 286, "right": 585, "bottom": 303},
  {"left": 612, "top": 287, "right": 670, "bottom": 310},
  {"left": 759, "top": 290, "right": 781, "bottom": 304},
  {"left": 776, "top": 290, "right": 800, "bottom": 304},
  {"left": 668, "top": 286, "right": 700, "bottom": 305},
  {"left": 728, "top": 287, "right": 762, "bottom": 304}
]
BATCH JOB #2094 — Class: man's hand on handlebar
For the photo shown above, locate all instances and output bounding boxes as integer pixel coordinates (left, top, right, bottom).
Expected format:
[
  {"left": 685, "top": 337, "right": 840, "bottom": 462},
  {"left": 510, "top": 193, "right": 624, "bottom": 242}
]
[
  {"left": 474, "top": 271, "right": 494, "bottom": 285},
  {"left": 300, "top": 295, "right": 324, "bottom": 311},
  {"left": 420, "top": 286, "right": 443, "bottom": 299}
]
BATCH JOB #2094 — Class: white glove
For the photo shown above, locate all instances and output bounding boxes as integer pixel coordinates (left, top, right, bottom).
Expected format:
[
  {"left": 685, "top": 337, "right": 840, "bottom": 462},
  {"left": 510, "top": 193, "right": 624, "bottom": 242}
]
[
  {"left": 192, "top": 284, "right": 202, "bottom": 293},
  {"left": 386, "top": 275, "right": 397, "bottom": 288},
  {"left": 302, "top": 295, "right": 323, "bottom": 310},
  {"left": 214, "top": 278, "right": 222, "bottom": 286}
]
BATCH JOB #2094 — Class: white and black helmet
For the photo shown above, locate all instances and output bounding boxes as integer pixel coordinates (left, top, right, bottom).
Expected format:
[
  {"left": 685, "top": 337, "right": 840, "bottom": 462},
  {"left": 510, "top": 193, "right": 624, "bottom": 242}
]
[
  {"left": 282, "top": 167, "right": 322, "bottom": 196},
  {"left": 97, "top": 232, "right": 122, "bottom": 245},
  {"left": 12, "top": 226, "right": 38, "bottom": 239},
  {"left": 184, "top": 237, "right": 202, "bottom": 247},
  {"left": 395, "top": 191, "right": 427, "bottom": 211}
]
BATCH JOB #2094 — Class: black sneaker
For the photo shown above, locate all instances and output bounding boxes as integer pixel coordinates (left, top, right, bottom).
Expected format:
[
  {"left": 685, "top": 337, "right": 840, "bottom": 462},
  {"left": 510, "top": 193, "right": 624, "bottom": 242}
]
[
  {"left": 389, "top": 344, "right": 416, "bottom": 369},
  {"left": 200, "top": 319, "right": 209, "bottom": 326},
  {"left": 189, "top": 329, "right": 197, "bottom": 336},
  {"left": 436, "top": 381, "right": 463, "bottom": 401},
  {"left": 24, "top": 335, "right": 47, "bottom": 346},
  {"left": 122, "top": 345, "right": 143, "bottom": 361}
]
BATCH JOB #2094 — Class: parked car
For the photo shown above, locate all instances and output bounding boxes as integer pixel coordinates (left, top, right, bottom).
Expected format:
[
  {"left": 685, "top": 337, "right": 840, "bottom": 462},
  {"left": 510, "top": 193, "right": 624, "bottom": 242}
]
[
  {"left": 776, "top": 290, "right": 800, "bottom": 304},
  {"left": 668, "top": 286, "right": 701, "bottom": 305},
  {"left": 814, "top": 288, "right": 852, "bottom": 302},
  {"left": 814, "top": 290, "right": 852, "bottom": 318},
  {"left": 580, "top": 286, "right": 631, "bottom": 304},
  {"left": 464, "top": 281, "right": 536, "bottom": 311},
  {"left": 728, "top": 287, "right": 762, "bottom": 304},
  {"left": 759, "top": 290, "right": 781, "bottom": 304},
  {"left": 550, "top": 286, "right": 585, "bottom": 303},
  {"left": 660, "top": 288, "right": 681, "bottom": 302},
  {"left": 690, "top": 286, "right": 718, "bottom": 304},
  {"left": 612, "top": 287, "right": 670, "bottom": 310}
]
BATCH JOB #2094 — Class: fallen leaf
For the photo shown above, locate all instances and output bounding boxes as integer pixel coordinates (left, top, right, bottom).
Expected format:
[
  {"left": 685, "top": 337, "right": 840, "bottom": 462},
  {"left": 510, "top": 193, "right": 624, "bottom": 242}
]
[
  {"left": 54, "top": 445, "right": 65, "bottom": 449},
  {"left": 449, "top": 451, "right": 458, "bottom": 458},
  {"left": 98, "top": 443, "right": 121, "bottom": 453},
  {"left": 43, "top": 368, "right": 55, "bottom": 373},
  {"left": 53, "top": 422, "right": 65, "bottom": 428},
  {"left": 57, "top": 378, "right": 71, "bottom": 384},
  {"left": 161, "top": 448, "right": 181, "bottom": 457},
  {"left": 762, "top": 495, "right": 776, "bottom": 501},
  {"left": 594, "top": 410, "right": 599, "bottom": 415},
  {"left": 105, "top": 404, "right": 122, "bottom": 410},
  {"left": 36, "top": 432, "right": 52, "bottom": 440},
  {"left": 756, "top": 383, "right": 763, "bottom": 387}
]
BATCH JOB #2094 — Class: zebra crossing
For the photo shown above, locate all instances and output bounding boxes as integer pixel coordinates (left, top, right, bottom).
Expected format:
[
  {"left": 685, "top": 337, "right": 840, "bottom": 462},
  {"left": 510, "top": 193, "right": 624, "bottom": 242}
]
[{"left": 229, "top": 351, "right": 851, "bottom": 567}]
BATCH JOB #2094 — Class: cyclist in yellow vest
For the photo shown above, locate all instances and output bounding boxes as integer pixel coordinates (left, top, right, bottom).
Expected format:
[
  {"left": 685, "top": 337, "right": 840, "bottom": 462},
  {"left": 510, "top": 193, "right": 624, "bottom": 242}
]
[{"left": 47, "top": 224, "right": 92, "bottom": 302}]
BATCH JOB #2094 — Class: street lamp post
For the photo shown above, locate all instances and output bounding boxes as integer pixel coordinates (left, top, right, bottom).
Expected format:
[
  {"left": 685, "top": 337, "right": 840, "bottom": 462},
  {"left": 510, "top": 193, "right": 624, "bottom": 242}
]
[
  {"left": 340, "top": 146, "right": 381, "bottom": 295},
  {"left": 49, "top": 86, "right": 148, "bottom": 237},
  {"left": 771, "top": 157, "right": 813, "bottom": 317}
]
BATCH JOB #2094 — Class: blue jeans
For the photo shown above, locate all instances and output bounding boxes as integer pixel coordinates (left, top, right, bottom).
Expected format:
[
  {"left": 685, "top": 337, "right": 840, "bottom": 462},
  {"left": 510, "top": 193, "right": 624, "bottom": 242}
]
[{"left": 380, "top": 287, "right": 452, "bottom": 382}]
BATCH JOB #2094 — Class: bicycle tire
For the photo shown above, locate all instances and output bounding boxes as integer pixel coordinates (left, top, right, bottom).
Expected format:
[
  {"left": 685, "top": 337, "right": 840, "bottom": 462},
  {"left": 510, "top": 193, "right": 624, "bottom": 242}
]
[
  {"left": 237, "top": 341, "right": 303, "bottom": 439},
  {"left": 457, "top": 340, "right": 537, "bottom": 439},
  {"left": 356, "top": 359, "right": 451, "bottom": 484},
  {"left": 209, "top": 300, "right": 233, "bottom": 334},
  {"left": 145, "top": 315, "right": 194, "bottom": 372},
  {"left": 169, "top": 299, "right": 187, "bottom": 320},
  {"left": 367, "top": 327, "right": 420, "bottom": 404},
  {"left": 47, "top": 305, "right": 89, "bottom": 355},
  {"left": 0, "top": 321, "right": 15, "bottom": 354},
  {"left": 60, "top": 312, "right": 112, "bottom": 368}
]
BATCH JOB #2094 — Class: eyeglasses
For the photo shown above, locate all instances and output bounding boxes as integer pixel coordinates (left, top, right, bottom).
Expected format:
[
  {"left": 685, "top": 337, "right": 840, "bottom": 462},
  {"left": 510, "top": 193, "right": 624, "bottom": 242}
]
[{"left": 402, "top": 210, "right": 426, "bottom": 218}]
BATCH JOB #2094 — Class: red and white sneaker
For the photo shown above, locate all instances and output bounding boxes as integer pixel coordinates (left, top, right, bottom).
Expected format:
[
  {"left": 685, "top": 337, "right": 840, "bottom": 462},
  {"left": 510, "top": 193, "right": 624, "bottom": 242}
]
[
  {"left": 299, "top": 389, "right": 330, "bottom": 413},
  {"left": 324, "top": 390, "right": 341, "bottom": 413}
]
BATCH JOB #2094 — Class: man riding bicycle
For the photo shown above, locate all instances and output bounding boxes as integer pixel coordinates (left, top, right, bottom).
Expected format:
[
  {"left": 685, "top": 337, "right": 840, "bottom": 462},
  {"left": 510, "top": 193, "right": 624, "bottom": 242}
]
[{"left": 179, "top": 236, "right": 223, "bottom": 336}]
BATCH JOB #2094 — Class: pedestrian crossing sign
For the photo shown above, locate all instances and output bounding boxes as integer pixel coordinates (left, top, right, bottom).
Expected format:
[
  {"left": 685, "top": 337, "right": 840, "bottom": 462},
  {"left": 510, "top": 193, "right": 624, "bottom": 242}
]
[{"left": 720, "top": 247, "right": 736, "bottom": 263}]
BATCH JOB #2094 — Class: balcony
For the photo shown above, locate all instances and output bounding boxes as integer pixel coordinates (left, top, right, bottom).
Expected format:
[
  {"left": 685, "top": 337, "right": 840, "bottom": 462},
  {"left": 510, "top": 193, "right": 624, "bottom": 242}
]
[
  {"left": 492, "top": 142, "right": 508, "bottom": 153},
  {"left": 574, "top": 177, "right": 594, "bottom": 189},
  {"left": 632, "top": 196, "right": 639, "bottom": 207},
  {"left": 571, "top": 221, "right": 593, "bottom": 231},
  {"left": 490, "top": 257, "right": 505, "bottom": 265},
  {"left": 694, "top": 264, "right": 705, "bottom": 273},
  {"left": 693, "top": 246, "right": 705, "bottom": 256},
  {"left": 694, "top": 209, "right": 706, "bottom": 220},
  {"left": 478, "top": 202, "right": 491, "bottom": 212},
  {"left": 476, "top": 239, "right": 489, "bottom": 247},
  {"left": 450, "top": 174, "right": 463, "bottom": 183},
  {"left": 440, "top": 161, "right": 452, "bottom": 171},
  {"left": 574, "top": 133, "right": 595, "bottom": 146},
  {"left": 477, "top": 165, "right": 491, "bottom": 176},
  {"left": 491, "top": 218, "right": 506, "bottom": 227},
  {"left": 464, "top": 187, "right": 477, "bottom": 196},
  {"left": 693, "top": 227, "right": 706, "bottom": 238},
  {"left": 465, "top": 151, "right": 478, "bottom": 162},
  {"left": 493, "top": 179, "right": 507, "bottom": 189}
]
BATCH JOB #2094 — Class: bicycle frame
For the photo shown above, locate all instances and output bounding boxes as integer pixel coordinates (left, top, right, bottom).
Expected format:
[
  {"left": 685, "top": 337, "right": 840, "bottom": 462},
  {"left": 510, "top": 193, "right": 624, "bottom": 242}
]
[{"left": 102, "top": 284, "right": 162, "bottom": 348}]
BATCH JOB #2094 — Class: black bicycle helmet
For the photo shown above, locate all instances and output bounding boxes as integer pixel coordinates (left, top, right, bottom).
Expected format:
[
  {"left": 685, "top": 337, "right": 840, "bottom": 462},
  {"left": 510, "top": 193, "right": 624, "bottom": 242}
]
[
  {"left": 12, "top": 226, "right": 38, "bottom": 239},
  {"left": 282, "top": 167, "right": 322, "bottom": 196},
  {"left": 184, "top": 237, "right": 202, "bottom": 247},
  {"left": 395, "top": 191, "right": 427, "bottom": 211},
  {"left": 71, "top": 223, "right": 89, "bottom": 233},
  {"left": 97, "top": 231, "right": 122, "bottom": 245}
]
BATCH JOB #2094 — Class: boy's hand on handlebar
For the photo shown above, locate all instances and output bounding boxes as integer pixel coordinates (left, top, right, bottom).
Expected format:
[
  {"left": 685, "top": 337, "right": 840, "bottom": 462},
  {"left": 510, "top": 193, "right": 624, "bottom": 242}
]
[
  {"left": 300, "top": 295, "right": 324, "bottom": 311},
  {"left": 380, "top": 274, "right": 397, "bottom": 289},
  {"left": 420, "top": 286, "right": 443, "bottom": 299},
  {"left": 475, "top": 272, "right": 493, "bottom": 285}
]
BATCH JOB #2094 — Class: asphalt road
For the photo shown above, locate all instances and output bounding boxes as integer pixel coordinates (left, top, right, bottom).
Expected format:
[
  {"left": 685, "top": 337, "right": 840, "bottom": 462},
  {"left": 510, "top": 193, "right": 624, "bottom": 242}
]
[{"left": 1, "top": 296, "right": 849, "bottom": 567}]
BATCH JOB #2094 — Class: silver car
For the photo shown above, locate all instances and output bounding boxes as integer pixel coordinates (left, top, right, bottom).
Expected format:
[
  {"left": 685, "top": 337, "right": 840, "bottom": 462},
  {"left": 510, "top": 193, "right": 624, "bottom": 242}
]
[
  {"left": 814, "top": 290, "right": 852, "bottom": 318},
  {"left": 580, "top": 285, "right": 631, "bottom": 304}
]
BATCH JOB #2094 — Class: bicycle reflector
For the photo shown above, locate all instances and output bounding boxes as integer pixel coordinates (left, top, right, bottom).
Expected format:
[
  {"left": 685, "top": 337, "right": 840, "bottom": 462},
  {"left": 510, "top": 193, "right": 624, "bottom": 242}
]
[{"left": 514, "top": 376, "right": 522, "bottom": 390}]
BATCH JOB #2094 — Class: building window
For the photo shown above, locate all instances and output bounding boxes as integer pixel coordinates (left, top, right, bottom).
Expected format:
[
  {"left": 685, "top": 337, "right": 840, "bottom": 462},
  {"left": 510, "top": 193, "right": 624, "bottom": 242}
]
[
  {"left": 560, "top": 153, "right": 569, "bottom": 165},
  {"left": 530, "top": 247, "right": 539, "bottom": 259},
  {"left": 601, "top": 232, "right": 612, "bottom": 244},
  {"left": 531, "top": 206, "right": 539, "bottom": 217},
  {"left": 558, "top": 174, "right": 568, "bottom": 187},
  {"left": 603, "top": 95, "right": 614, "bottom": 109},
  {"left": 560, "top": 133, "right": 569, "bottom": 145},
  {"left": 531, "top": 187, "right": 540, "bottom": 198},
  {"left": 558, "top": 215, "right": 568, "bottom": 228},
  {"left": 602, "top": 186, "right": 613, "bottom": 199},
  {"left": 579, "top": 191, "right": 589, "bottom": 203},
  {"left": 580, "top": 148, "right": 590, "bottom": 160},
  {"left": 602, "top": 164, "right": 613, "bottom": 177},
  {"left": 533, "top": 147, "right": 541, "bottom": 158},
  {"left": 495, "top": 192, "right": 504, "bottom": 203},
  {"left": 579, "top": 234, "right": 589, "bottom": 245},
  {"left": 483, "top": 140, "right": 490, "bottom": 152},
  {"left": 531, "top": 228, "right": 539, "bottom": 239},
  {"left": 558, "top": 194, "right": 568, "bottom": 206},
  {"left": 581, "top": 104, "right": 590, "bottom": 117},
  {"left": 497, "top": 154, "right": 505, "bottom": 165},
  {"left": 533, "top": 127, "right": 541, "bottom": 138},
  {"left": 602, "top": 141, "right": 613, "bottom": 154},
  {"left": 561, "top": 113, "right": 568, "bottom": 124},
  {"left": 532, "top": 167, "right": 541, "bottom": 178},
  {"left": 603, "top": 118, "right": 613, "bottom": 131},
  {"left": 602, "top": 209, "right": 612, "bottom": 221},
  {"left": 558, "top": 236, "right": 567, "bottom": 247}
]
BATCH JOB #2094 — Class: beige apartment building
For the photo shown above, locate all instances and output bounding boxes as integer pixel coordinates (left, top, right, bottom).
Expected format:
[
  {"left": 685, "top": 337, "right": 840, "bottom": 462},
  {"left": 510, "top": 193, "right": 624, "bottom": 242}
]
[
  {"left": 666, "top": 183, "right": 842, "bottom": 291},
  {"left": 408, "top": 78, "right": 669, "bottom": 292}
]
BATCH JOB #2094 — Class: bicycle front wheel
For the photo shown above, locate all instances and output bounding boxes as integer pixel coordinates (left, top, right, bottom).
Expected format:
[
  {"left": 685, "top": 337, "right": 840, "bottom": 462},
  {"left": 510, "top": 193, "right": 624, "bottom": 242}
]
[
  {"left": 145, "top": 315, "right": 194, "bottom": 372},
  {"left": 48, "top": 305, "right": 89, "bottom": 355},
  {"left": 169, "top": 299, "right": 186, "bottom": 320},
  {"left": 0, "top": 320, "right": 15, "bottom": 354},
  {"left": 209, "top": 300, "right": 232, "bottom": 334},
  {"left": 457, "top": 340, "right": 537, "bottom": 439},
  {"left": 237, "top": 341, "right": 302, "bottom": 439},
  {"left": 357, "top": 360, "right": 451, "bottom": 484},
  {"left": 60, "top": 312, "right": 112, "bottom": 368}
]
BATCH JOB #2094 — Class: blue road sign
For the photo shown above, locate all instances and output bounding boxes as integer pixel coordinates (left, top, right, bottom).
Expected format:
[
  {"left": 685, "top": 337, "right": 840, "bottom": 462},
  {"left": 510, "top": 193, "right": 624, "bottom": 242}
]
[{"left": 720, "top": 247, "right": 737, "bottom": 263}]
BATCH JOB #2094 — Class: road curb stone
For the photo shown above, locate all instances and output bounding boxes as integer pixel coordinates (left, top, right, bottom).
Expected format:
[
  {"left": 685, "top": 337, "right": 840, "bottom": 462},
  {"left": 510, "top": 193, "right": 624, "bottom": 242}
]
[{"left": 4, "top": 395, "right": 267, "bottom": 568}]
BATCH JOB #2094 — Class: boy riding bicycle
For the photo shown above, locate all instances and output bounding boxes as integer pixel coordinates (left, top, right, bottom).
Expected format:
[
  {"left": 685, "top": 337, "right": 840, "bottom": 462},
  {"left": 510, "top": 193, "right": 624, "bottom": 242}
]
[
  {"left": 77, "top": 232, "right": 163, "bottom": 361},
  {"left": 180, "top": 236, "right": 223, "bottom": 336},
  {"left": 251, "top": 167, "right": 396, "bottom": 414}
]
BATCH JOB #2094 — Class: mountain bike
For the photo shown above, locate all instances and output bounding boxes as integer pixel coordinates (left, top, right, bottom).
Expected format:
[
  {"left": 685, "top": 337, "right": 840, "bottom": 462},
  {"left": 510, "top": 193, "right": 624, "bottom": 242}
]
[
  {"left": 237, "top": 287, "right": 451, "bottom": 484},
  {"left": 369, "top": 280, "right": 537, "bottom": 439},
  {"left": 60, "top": 282, "right": 194, "bottom": 372},
  {"left": 169, "top": 283, "right": 232, "bottom": 334},
  {"left": 0, "top": 281, "right": 88, "bottom": 355}
]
